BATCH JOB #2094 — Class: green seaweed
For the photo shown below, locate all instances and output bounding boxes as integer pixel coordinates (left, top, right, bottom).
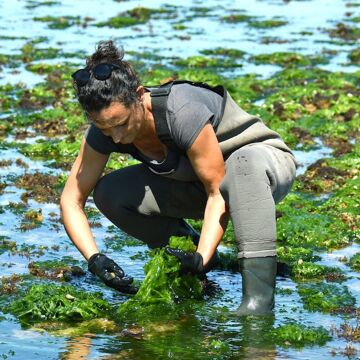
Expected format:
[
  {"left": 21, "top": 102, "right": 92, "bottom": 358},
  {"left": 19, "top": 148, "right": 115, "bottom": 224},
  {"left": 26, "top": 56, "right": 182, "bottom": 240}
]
[
  {"left": 20, "top": 42, "right": 61, "bottom": 62},
  {"left": 95, "top": 7, "right": 172, "bottom": 28},
  {"left": 5, "top": 201, "right": 27, "bottom": 215},
  {"left": 221, "top": 13, "right": 253, "bottom": 23},
  {"left": 327, "top": 23, "right": 360, "bottom": 41},
  {"left": 200, "top": 48, "right": 245, "bottom": 58},
  {"left": 15, "top": 172, "right": 63, "bottom": 203},
  {"left": 292, "top": 261, "right": 344, "bottom": 281},
  {"left": 19, "top": 209, "right": 43, "bottom": 231},
  {"left": 19, "top": 135, "right": 82, "bottom": 168},
  {"left": 224, "top": 74, "right": 265, "bottom": 111},
  {"left": 28, "top": 258, "right": 85, "bottom": 281},
  {"left": 277, "top": 246, "right": 320, "bottom": 265},
  {"left": 17, "top": 41, "right": 83, "bottom": 63},
  {"left": 174, "top": 55, "right": 242, "bottom": 69},
  {"left": 270, "top": 323, "right": 331, "bottom": 347},
  {"left": 177, "top": 68, "right": 225, "bottom": 87},
  {"left": 249, "top": 68, "right": 360, "bottom": 147},
  {"left": 0, "top": 83, "right": 25, "bottom": 111},
  {"left": 29, "top": 258, "right": 81, "bottom": 271},
  {"left": 25, "top": 62, "right": 77, "bottom": 75},
  {"left": 298, "top": 282, "right": 356, "bottom": 312},
  {"left": 350, "top": 16, "right": 360, "bottom": 22},
  {"left": 117, "top": 236, "right": 202, "bottom": 324},
  {"left": 276, "top": 193, "right": 353, "bottom": 251},
  {"left": 294, "top": 159, "right": 351, "bottom": 194},
  {"left": 250, "top": 52, "right": 329, "bottom": 67},
  {"left": 25, "top": 1, "right": 60, "bottom": 9},
  {"left": 105, "top": 153, "right": 140, "bottom": 171},
  {"left": 33, "top": 15, "right": 82, "bottom": 29},
  {"left": 349, "top": 48, "right": 360, "bottom": 64},
  {"left": 172, "top": 23, "right": 187, "bottom": 30},
  {"left": 0, "top": 237, "right": 16, "bottom": 255},
  {"left": 249, "top": 19, "right": 288, "bottom": 28},
  {"left": 31, "top": 318, "right": 119, "bottom": 336},
  {"left": 4, "top": 283, "right": 112, "bottom": 326},
  {"left": 348, "top": 253, "right": 360, "bottom": 271}
]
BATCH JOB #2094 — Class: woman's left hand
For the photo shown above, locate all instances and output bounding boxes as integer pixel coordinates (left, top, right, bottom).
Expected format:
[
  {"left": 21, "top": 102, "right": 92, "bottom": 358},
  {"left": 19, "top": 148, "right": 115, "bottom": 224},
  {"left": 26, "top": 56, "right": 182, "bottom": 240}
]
[{"left": 165, "top": 247, "right": 204, "bottom": 275}]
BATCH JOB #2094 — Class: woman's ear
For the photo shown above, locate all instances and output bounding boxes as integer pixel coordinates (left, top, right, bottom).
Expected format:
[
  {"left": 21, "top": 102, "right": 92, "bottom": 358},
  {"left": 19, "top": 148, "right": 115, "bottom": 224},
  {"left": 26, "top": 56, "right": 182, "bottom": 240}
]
[{"left": 136, "top": 86, "right": 145, "bottom": 101}]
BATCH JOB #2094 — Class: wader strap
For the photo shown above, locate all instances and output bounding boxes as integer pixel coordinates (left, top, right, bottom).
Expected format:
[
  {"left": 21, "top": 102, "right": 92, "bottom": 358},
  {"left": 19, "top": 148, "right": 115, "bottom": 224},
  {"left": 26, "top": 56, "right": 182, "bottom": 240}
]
[
  {"left": 149, "top": 80, "right": 227, "bottom": 152},
  {"left": 150, "top": 86, "right": 174, "bottom": 147}
]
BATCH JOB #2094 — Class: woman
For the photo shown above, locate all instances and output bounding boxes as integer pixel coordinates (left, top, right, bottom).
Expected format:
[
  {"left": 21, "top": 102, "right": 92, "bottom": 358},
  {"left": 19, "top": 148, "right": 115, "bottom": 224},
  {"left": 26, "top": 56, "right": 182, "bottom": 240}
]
[{"left": 60, "top": 40, "right": 297, "bottom": 315}]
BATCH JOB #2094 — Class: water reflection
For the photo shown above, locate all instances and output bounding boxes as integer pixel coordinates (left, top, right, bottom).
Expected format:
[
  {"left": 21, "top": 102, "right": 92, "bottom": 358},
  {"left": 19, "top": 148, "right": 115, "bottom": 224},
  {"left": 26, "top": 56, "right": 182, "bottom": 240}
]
[
  {"left": 59, "top": 336, "right": 93, "bottom": 360},
  {"left": 57, "top": 314, "right": 278, "bottom": 359}
]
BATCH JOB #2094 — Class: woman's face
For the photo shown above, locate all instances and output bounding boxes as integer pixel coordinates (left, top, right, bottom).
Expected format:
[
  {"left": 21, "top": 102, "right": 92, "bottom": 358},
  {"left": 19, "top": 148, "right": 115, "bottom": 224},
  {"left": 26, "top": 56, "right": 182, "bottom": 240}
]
[{"left": 89, "top": 101, "right": 145, "bottom": 144}]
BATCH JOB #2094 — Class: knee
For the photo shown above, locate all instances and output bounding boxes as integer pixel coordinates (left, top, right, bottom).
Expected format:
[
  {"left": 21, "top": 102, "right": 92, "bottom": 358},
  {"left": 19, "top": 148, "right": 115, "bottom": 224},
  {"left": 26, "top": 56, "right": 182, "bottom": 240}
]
[
  {"left": 220, "top": 147, "right": 274, "bottom": 208},
  {"left": 226, "top": 147, "right": 264, "bottom": 177}
]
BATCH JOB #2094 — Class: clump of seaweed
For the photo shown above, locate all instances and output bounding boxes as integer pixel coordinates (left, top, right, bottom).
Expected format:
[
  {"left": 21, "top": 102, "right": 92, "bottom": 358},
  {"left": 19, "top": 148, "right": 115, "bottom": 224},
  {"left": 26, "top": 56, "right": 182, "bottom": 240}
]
[
  {"left": 277, "top": 163, "right": 360, "bottom": 252},
  {"left": 292, "top": 261, "right": 345, "bottom": 282},
  {"left": 0, "top": 236, "right": 17, "bottom": 255},
  {"left": 249, "top": 19, "right": 288, "bottom": 28},
  {"left": 95, "top": 7, "right": 172, "bottom": 28},
  {"left": 32, "top": 318, "right": 119, "bottom": 336},
  {"left": 15, "top": 172, "right": 62, "bottom": 203},
  {"left": 221, "top": 13, "right": 253, "bottom": 23},
  {"left": 270, "top": 323, "right": 332, "bottom": 348},
  {"left": 4, "top": 283, "right": 112, "bottom": 326},
  {"left": 327, "top": 22, "right": 360, "bottom": 41},
  {"left": 1, "top": 274, "right": 22, "bottom": 295},
  {"left": 173, "top": 55, "right": 242, "bottom": 69},
  {"left": 19, "top": 209, "right": 43, "bottom": 231},
  {"left": 28, "top": 259, "right": 85, "bottom": 281},
  {"left": 349, "top": 48, "right": 360, "bottom": 65},
  {"left": 332, "top": 310, "right": 360, "bottom": 342},
  {"left": 200, "top": 48, "right": 246, "bottom": 59},
  {"left": 250, "top": 52, "right": 328, "bottom": 67},
  {"left": 296, "top": 159, "right": 350, "bottom": 193},
  {"left": 117, "top": 236, "right": 203, "bottom": 324},
  {"left": 298, "top": 282, "right": 356, "bottom": 313},
  {"left": 348, "top": 253, "right": 360, "bottom": 272},
  {"left": 33, "top": 15, "right": 91, "bottom": 29}
]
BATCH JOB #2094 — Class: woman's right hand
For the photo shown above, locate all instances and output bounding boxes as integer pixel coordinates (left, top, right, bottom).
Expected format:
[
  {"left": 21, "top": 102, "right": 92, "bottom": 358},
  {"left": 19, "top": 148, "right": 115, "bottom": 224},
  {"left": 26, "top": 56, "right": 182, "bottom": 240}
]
[{"left": 88, "top": 253, "right": 138, "bottom": 294}]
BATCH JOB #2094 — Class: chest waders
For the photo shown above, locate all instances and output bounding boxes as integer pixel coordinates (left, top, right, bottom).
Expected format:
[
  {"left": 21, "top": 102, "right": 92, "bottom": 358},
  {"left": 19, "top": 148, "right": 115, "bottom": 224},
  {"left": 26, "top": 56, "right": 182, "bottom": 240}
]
[{"left": 149, "top": 80, "right": 295, "bottom": 316}]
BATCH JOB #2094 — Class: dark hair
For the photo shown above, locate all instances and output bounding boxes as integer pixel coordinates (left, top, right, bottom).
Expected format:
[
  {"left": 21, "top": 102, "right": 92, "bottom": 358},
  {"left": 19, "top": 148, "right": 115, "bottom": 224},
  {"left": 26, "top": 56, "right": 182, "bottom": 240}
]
[{"left": 73, "top": 40, "right": 141, "bottom": 112}]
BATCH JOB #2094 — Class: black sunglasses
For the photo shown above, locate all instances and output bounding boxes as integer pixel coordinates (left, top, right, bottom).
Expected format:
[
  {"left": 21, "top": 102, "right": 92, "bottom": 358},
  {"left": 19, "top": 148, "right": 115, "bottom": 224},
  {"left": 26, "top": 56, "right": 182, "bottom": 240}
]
[{"left": 71, "top": 63, "right": 121, "bottom": 87}]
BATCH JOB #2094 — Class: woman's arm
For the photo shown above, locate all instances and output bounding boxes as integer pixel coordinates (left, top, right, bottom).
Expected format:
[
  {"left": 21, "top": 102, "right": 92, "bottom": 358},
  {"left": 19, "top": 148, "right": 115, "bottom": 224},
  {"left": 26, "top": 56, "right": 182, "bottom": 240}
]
[
  {"left": 186, "top": 123, "right": 228, "bottom": 266},
  {"left": 60, "top": 137, "right": 109, "bottom": 260}
]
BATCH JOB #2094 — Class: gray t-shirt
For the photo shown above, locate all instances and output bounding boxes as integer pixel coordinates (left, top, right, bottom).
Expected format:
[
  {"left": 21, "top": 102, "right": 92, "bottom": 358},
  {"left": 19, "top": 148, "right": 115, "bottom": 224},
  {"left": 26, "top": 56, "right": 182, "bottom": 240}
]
[
  {"left": 85, "top": 83, "right": 223, "bottom": 179},
  {"left": 165, "top": 83, "right": 223, "bottom": 151}
]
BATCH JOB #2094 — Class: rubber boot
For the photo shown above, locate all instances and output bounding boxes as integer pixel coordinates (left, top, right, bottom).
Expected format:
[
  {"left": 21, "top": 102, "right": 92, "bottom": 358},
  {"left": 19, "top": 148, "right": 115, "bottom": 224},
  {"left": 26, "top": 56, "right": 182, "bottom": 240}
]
[
  {"left": 236, "top": 256, "right": 277, "bottom": 316},
  {"left": 176, "top": 219, "right": 220, "bottom": 272}
]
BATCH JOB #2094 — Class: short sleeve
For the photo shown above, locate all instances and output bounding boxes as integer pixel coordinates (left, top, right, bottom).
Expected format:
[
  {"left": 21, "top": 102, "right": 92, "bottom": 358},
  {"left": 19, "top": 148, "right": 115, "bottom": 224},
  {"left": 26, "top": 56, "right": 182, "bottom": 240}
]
[
  {"left": 169, "top": 101, "right": 214, "bottom": 151},
  {"left": 85, "top": 124, "right": 119, "bottom": 154}
]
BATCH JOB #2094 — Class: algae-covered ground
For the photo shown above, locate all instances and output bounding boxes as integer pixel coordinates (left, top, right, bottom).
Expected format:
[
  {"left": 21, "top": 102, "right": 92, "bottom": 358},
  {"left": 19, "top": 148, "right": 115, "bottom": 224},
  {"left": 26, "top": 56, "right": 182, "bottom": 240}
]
[{"left": 0, "top": 0, "right": 359, "bottom": 359}]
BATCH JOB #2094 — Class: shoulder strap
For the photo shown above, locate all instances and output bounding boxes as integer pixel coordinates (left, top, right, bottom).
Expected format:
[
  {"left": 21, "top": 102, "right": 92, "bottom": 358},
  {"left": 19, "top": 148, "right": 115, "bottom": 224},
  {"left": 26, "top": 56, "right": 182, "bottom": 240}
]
[
  {"left": 149, "top": 80, "right": 226, "bottom": 153},
  {"left": 150, "top": 83, "right": 175, "bottom": 148}
]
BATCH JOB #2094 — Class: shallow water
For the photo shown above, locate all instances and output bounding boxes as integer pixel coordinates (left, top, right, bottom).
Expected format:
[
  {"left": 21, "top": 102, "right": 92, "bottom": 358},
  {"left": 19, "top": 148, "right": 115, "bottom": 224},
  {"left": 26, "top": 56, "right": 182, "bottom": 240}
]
[{"left": 0, "top": 0, "right": 359, "bottom": 359}]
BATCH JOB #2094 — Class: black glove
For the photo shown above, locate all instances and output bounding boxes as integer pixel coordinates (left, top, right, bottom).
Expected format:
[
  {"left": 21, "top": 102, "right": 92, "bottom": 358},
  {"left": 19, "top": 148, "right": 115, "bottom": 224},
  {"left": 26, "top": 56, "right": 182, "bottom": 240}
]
[
  {"left": 165, "top": 248, "right": 205, "bottom": 275},
  {"left": 88, "top": 253, "right": 137, "bottom": 294}
]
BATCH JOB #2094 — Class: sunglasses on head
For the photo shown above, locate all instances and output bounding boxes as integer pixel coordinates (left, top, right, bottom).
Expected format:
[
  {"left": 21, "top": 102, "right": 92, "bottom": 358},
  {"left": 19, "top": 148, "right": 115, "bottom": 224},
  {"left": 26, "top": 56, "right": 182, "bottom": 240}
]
[{"left": 71, "top": 63, "right": 121, "bottom": 87}]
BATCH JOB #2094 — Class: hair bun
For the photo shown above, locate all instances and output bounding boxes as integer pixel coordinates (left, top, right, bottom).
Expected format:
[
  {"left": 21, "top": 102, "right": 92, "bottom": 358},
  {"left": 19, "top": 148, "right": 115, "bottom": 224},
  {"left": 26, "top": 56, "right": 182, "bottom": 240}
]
[{"left": 87, "top": 40, "right": 124, "bottom": 66}]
